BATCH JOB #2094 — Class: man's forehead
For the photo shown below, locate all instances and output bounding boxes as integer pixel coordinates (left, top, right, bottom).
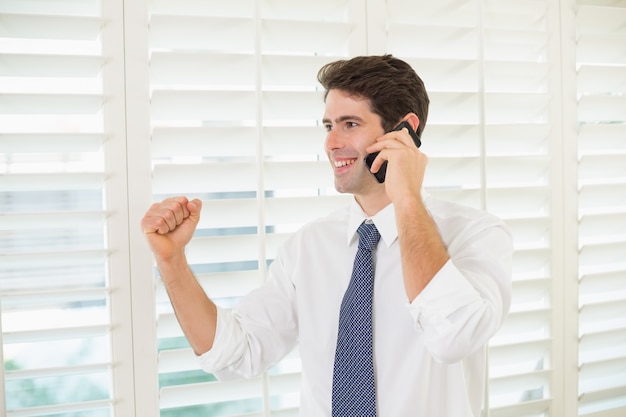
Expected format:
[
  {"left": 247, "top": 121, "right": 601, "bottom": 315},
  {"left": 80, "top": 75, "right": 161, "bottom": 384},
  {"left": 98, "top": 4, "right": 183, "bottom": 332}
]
[{"left": 323, "top": 92, "right": 375, "bottom": 122}]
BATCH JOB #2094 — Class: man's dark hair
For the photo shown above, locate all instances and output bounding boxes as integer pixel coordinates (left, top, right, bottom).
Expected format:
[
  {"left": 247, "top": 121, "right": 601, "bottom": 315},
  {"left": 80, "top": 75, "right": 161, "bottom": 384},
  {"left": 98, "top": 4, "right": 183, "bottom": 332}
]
[{"left": 317, "top": 54, "right": 429, "bottom": 138}]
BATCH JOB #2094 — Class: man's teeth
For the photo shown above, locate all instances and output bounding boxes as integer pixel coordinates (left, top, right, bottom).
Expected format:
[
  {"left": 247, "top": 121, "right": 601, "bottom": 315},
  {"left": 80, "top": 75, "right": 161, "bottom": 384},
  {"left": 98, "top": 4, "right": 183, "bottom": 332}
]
[{"left": 334, "top": 159, "right": 356, "bottom": 168}]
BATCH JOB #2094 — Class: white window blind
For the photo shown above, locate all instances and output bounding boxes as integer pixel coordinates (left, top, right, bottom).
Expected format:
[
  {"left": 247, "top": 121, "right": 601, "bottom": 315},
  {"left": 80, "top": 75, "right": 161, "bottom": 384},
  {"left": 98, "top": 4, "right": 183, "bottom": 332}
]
[
  {"left": 2, "top": 1, "right": 625, "bottom": 417},
  {"left": 0, "top": 0, "right": 138, "bottom": 416},
  {"left": 0, "top": 0, "right": 115, "bottom": 416},
  {"left": 383, "top": 1, "right": 558, "bottom": 416},
  {"left": 576, "top": 1, "right": 626, "bottom": 416},
  {"left": 149, "top": 1, "right": 359, "bottom": 415}
]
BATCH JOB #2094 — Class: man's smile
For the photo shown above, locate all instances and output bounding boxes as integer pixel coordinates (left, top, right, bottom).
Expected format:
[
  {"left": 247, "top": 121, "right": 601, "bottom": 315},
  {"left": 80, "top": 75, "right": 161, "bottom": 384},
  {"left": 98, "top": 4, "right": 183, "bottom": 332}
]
[{"left": 334, "top": 158, "right": 357, "bottom": 168}]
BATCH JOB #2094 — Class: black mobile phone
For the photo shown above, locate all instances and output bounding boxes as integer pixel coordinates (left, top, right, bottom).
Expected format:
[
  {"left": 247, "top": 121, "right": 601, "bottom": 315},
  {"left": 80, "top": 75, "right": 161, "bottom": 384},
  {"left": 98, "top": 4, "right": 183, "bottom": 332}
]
[{"left": 364, "top": 121, "right": 421, "bottom": 183}]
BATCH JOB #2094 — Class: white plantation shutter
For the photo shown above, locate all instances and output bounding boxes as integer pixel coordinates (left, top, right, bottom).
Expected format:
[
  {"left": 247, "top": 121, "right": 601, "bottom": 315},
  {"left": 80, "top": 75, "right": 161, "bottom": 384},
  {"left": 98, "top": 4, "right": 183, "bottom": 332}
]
[
  {"left": 2, "top": 1, "right": 625, "bottom": 416},
  {"left": 576, "top": 1, "right": 626, "bottom": 416},
  {"left": 148, "top": 1, "right": 360, "bottom": 415},
  {"left": 0, "top": 0, "right": 135, "bottom": 416},
  {"left": 383, "top": 1, "right": 562, "bottom": 415}
]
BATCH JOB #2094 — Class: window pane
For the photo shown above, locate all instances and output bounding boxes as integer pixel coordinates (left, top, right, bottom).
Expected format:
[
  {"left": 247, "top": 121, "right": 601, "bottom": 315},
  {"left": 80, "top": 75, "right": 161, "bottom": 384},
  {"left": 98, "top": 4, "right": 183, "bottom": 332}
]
[
  {"left": 0, "top": 0, "right": 114, "bottom": 415},
  {"left": 386, "top": 0, "right": 556, "bottom": 413},
  {"left": 576, "top": 1, "right": 626, "bottom": 415},
  {"left": 148, "top": 0, "right": 359, "bottom": 414}
]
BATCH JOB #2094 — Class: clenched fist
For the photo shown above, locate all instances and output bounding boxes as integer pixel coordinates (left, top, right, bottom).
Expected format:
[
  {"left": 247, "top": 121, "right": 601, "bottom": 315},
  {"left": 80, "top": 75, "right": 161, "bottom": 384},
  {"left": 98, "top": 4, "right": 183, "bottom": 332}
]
[{"left": 140, "top": 196, "right": 202, "bottom": 263}]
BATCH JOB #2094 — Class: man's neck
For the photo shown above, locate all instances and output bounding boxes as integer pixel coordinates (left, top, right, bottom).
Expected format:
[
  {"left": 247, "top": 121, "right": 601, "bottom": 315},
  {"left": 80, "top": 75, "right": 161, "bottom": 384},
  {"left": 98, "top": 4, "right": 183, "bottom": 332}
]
[{"left": 354, "top": 192, "right": 392, "bottom": 217}]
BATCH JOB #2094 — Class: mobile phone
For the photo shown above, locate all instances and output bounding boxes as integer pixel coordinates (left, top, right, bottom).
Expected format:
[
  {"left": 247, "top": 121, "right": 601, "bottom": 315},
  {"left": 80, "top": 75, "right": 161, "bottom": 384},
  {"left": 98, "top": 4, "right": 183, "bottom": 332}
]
[{"left": 364, "top": 121, "right": 421, "bottom": 183}]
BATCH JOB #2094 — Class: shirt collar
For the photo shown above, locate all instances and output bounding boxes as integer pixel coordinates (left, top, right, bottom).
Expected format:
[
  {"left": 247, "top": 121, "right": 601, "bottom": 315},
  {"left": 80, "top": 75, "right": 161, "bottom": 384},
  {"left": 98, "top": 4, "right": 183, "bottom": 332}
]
[{"left": 347, "top": 198, "right": 398, "bottom": 248}]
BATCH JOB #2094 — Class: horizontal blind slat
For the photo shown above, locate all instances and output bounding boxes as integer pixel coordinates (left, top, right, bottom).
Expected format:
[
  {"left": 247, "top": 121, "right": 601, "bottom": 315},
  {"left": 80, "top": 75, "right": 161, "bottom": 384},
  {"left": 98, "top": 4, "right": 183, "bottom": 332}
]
[
  {"left": 6, "top": 400, "right": 112, "bottom": 417},
  {"left": 150, "top": 52, "right": 257, "bottom": 85},
  {"left": 389, "top": 26, "right": 479, "bottom": 59},
  {"left": 267, "top": 372, "right": 301, "bottom": 396},
  {"left": 0, "top": 93, "right": 103, "bottom": 114},
  {"left": 579, "top": 242, "right": 626, "bottom": 276},
  {"left": 152, "top": 163, "right": 257, "bottom": 194},
  {"left": 262, "top": 91, "right": 325, "bottom": 122},
  {"left": 159, "top": 378, "right": 264, "bottom": 408},
  {"left": 5, "top": 363, "right": 111, "bottom": 380},
  {"left": 263, "top": 126, "right": 326, "bottom": 156},
  {"left": 1, "top": 0, "right": 100, "bottom": 15},
  {"left": 579, "top": 329, "right": 626, "bottom": 365},
  {"left": 0, "top": 133, "right": 105, "bottom": 152},
  {"left": 158, "top": 348, "right": 198, "bottom": 373},
  {"left": 578, "top": 213, "right": 626, "bottom": 248},
  {"left": 156, "top": 271, "right": 262, "bottom": 302},
  {"left": 388, "top": 0, "right": 479, "bottom": 26},
  {"left": 262, "top": 55, "right": 342, "bottom": 87},
  {"left": 186, "top": 235, "right": 260, "bottom": 265},
  {"left": 577, "top": 35, "right": 626, "bottom": 65},
  {"left": 196, "top": 199, "right": 258, "bottom": 228},
  {"left": 0, "top": 173, "right": 105, "bottom": 191},
  {"left": 576, "top": 4, "right": 626, "bottom": 33},
  {"left": 579, "top": 124, "right": 626, "bottom": 155},
  {"left": 578, "top": 96, "right": 626, "bottom": 122},
  {"left": 0, "top": 54, "right": 102, "bottom": 77},
  {"left": 0, "top": 13, "right": 102, "bottom": 40},
  {"left": 0, "top": 211, "right": 105, "bottom": 230},
  {"left": 150, "top": 91, "right": 257, "bottom": 121},
  {"left": 579, "top": 270, "right": 626, "bottom": 304},
  {"left": 0, "top": 288, "right": 108, "bottom": 309},
  {"left": 490, "top": 309, "right": 551, "bottom": 346},
  {"left": 3, "top": 325, "right": 110, "bottom": 344},
  {"left": 578, "top": 65, "right": 626, "bottom": 94},
  {"left": 149, "top": 0, "right": 255, "bottom": 16},
  {"left": 265, "top": 195, "right": 351, "bottom": 226},
  {"left": 488, "top": 399, "right": 552, "bottom": 417},
  {"left": 262, "top": 20, "right": 354, "bottom": 54},
  {"left": 198, "top": 271, "right": 262, "bottom": 299},
  {"left": 0, "top": 250, "right": 106, "bottom": 268},
  {"left": 151, "top": 127, "right": 257, "bottom": 158},
  {"left": 488, "top": 369, "right": 552, "bottom": 408},
  {"left": 264, "top": 161, "right": 334, "bottom": 190},
  {"left": 149, "top": 15, "right": 256, "bottom": 51}
]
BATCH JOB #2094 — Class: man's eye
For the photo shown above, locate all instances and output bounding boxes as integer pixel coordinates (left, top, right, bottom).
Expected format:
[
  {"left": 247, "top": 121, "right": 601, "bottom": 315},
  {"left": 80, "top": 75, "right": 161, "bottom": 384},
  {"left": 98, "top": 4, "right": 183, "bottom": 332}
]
[
  {"left": 347, "top": 122, "right": 358, "bottom": 128},
  {"left": 324, "top": 124, "right": 332, "bottom": 132}
]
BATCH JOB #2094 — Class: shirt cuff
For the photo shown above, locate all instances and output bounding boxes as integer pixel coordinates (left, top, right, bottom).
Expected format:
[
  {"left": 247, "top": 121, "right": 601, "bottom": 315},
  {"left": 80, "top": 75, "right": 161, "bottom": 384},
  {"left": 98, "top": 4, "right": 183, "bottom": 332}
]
[
  {"left": 197, "top": 305, "right": 246, "bottom": 373},
  {"left": 407, "top": 259, "right": 481, "bottom": 333}
]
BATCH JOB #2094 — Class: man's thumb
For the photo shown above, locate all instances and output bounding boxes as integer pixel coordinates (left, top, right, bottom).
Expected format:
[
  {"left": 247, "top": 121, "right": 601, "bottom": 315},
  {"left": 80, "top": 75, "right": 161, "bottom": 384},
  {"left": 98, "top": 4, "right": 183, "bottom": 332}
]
[{"left": 187, "top": 198, "right": 203, "bottom": 223}]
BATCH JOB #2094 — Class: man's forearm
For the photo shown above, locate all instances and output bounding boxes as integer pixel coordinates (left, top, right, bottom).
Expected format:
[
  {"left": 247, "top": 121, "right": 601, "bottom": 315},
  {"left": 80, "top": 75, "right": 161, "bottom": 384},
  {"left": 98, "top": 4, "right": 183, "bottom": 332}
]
[
  {"left": 157, "top": 255, "right": 218, "bottom": 355},
  {"left": 396, "top": 197, "right": 450, "bottom": 302}
]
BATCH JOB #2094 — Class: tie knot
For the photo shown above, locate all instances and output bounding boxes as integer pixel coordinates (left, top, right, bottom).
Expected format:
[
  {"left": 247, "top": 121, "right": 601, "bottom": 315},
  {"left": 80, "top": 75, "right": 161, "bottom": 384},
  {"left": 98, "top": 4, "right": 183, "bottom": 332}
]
[{"left": 357, "top": 222, "right": 380, "bottom": 251}]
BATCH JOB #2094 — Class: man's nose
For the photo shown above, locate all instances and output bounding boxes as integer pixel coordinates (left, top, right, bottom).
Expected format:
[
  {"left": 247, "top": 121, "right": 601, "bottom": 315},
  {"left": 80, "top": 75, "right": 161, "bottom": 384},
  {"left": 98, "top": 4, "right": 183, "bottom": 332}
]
[{"left": 325, "top": 129, "right": 344, "bottom": 151}]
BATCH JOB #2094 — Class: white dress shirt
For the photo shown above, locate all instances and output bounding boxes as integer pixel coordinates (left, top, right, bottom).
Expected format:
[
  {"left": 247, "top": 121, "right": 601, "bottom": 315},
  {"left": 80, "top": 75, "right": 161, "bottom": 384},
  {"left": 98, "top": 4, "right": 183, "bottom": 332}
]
[{"left": 199, "top": 196, "right": 513, "bottom": 416}]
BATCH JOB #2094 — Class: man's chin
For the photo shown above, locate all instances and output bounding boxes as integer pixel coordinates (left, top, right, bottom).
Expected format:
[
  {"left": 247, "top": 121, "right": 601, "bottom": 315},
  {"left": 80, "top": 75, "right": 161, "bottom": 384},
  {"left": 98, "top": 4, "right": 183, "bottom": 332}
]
[{"left": 333, "top": 178, "right": 352, "bottom": 195}]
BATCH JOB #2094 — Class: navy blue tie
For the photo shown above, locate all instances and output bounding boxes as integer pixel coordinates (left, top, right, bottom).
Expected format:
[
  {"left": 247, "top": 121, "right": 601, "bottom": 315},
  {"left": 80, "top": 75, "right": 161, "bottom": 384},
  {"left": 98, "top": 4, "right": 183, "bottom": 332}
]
[{"left": 332, "top": 222, "right": 380, "bottom": 417}]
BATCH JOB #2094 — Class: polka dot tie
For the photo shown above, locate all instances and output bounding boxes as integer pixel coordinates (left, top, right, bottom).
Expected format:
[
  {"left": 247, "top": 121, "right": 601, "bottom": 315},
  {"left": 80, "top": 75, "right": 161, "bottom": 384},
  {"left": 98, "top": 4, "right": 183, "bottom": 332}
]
[{"left": 332, "top": 222, "right": 380, "bottom": 417}]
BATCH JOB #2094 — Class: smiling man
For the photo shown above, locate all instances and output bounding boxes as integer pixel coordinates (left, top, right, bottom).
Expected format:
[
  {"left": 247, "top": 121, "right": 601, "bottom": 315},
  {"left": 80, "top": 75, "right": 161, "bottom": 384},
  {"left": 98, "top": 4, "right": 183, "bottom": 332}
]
[{"left": 141, "top": 55, "right": 513, "bottom": 416}]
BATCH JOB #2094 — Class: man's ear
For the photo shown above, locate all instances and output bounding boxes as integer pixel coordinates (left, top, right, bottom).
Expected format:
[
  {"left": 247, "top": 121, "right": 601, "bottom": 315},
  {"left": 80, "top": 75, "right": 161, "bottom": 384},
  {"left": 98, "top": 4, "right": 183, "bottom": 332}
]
[{"left": 402, "top": 113, "right": 420, "bottom": 133}]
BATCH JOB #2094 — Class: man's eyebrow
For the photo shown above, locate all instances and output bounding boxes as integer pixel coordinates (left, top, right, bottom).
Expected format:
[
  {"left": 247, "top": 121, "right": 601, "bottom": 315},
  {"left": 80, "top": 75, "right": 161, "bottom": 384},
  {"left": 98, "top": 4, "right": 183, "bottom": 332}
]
[{"left": 322, "top": 115, "right": 365, "bottom": 124}]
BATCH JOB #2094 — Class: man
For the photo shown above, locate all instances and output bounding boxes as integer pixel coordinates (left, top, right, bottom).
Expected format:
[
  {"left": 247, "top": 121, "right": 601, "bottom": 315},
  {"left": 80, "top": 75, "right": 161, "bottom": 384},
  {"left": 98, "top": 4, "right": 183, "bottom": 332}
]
[{"left": 141, "top": 55, "right": 513, "bottom": 416}]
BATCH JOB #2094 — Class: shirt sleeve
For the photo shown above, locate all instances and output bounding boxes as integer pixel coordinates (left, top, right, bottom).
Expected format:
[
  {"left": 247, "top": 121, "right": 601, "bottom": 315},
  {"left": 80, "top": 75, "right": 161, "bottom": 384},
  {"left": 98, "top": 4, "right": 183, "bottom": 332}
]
[
  {"left": 406, "top": 222, "right": 513, "bottom": 364},
  {"left": 197, "top": 261, "right": 300, "bottom": 380},
  {"left": 197, "top": 305, "right": 248, "bottom": 379}
]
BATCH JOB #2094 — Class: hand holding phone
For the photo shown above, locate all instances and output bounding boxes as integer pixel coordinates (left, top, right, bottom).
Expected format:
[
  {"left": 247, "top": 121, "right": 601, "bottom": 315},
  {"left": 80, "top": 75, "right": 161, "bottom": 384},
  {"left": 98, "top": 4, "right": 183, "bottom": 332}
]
[{"left": 364, "top": 121, "right": 421, "bottom": 183}]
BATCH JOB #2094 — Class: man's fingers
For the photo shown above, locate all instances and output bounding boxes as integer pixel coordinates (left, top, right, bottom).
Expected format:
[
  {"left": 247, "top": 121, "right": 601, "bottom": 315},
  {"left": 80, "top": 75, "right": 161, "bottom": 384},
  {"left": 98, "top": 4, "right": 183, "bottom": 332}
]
[
  {"left": 142, "top": 197, "right": 194, "bottom": 235},
  {"left": 141, "top": 214, "right": 168, "bottom": 235},
  {"left": 160, "top": 206, "right": 181, "bottom": 233},
  {"left": 394, "top": 127, "right": 415, "bottom": 147}
]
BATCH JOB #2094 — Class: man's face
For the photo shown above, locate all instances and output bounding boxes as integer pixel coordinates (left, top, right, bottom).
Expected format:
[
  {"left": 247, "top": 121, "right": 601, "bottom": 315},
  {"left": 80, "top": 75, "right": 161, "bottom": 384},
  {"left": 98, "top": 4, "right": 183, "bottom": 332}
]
[{"left": 322, "top": 89, "right": 385, "bottom": 197}]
